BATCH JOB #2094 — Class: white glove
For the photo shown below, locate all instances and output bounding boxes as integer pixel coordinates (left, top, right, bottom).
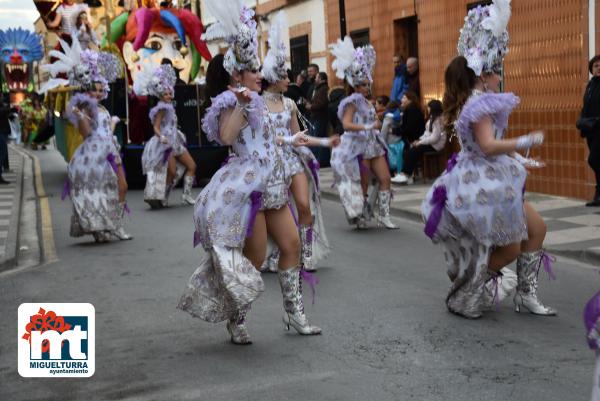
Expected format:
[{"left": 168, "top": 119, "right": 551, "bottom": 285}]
[
  {"left": 513, "top": 152, "right": 545, "bottom": 169},
  {"left": 364, "top": 123, "right": 375, "bottom": 131},
  {"left": 516, "top": 131, "right": 544, "bottom": 150},
  {"left": 280, "top": 131, "right": 307, "bottom": 146}
]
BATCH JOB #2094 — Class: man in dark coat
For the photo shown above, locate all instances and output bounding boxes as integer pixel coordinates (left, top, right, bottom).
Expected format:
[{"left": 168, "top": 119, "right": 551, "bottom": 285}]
[
  {"left": 307, "top": 72, "right": 330, "bottom": 164},
  {"left": 579, "top": 55, "right": 600, "bottom": 206},
  {"left": 0, "top": 97, "right": 10, "bottom": 184}
]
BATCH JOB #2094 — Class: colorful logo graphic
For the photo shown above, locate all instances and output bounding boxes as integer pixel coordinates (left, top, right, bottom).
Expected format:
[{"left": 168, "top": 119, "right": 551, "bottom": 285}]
[{"left": 18, "top": 303, "right": 95, "bottom": 378}]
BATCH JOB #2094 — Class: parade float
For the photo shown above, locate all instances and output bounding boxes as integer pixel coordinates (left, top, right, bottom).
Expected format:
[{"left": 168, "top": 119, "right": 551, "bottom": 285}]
[
  {"left": 35, "top": 0, "right": 226, "bottom": 188},
  {"left": 0, "top": 28, "right": 44, "bottom": 103}
]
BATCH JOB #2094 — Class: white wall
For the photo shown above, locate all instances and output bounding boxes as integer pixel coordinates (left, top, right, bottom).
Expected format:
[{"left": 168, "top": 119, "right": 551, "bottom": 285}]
[{"left": 259, "top": 0, "right": 327, "bottom": 71}]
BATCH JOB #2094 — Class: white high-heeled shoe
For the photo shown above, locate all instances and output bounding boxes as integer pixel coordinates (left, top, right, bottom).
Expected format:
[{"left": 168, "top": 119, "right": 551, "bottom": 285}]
[
  {"left": 278, "top": 267, "right": 321, "bottom": 335},
  {"left": 514, "top": 250, "right": 557, "bottom": 316},
  {"left": 181, "top": 175, "right": 195, "bottom": 205},
  {"left": 376, "top": 190, "right": 398, "bottom": 229}
]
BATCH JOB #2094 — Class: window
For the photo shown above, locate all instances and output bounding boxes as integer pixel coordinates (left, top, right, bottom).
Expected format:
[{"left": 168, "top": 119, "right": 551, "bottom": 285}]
[
  {"left": 290, "top": 35, "right": 309, "bottom": 78},
  {"left": 467, "top": 0, "right": 492, "bottom": 10},
  {"left": 350, "top": 29, "right": 370, "bottom": 48}
]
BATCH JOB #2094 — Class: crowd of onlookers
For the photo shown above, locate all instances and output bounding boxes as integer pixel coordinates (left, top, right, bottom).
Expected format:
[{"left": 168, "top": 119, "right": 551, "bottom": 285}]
[{"left": 285, "top": 54, "right": 447, "bottom": 181}]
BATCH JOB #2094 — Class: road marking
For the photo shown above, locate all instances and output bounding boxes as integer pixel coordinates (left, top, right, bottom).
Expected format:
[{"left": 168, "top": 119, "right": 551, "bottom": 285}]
[{"left": 12, "top": 147, "right": 57, "bottom": 265}]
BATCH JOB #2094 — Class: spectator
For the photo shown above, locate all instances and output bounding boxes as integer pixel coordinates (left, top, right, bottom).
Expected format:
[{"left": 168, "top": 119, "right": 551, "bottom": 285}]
[
  {"left": 390, "top": 54, "right": 407, "bottom": 102},
  {"left": 8, "top": 107, "right": 21, "bottom": 145},
  {"left": 306, "top": 63, "right": 319, "bottom": 100},
  {"left": 328, "top": 85, "right": 346, "bottom": 135},
  {"left": 394, "top": 91, "right": 425, "bottom": 145},
  {"left": 577, "top": 55, "right": 600, "bottom": 206},
  {"left": 0, "top": 98, "right": 10, "bottom": 183},
  {"left": 405, "top": 57, "right": 420, "bottom": 99},
  {"left": 307, "top": 71, "right": 329, "bottom": 164},
  {"left": 375, "top": 95, "right": 389, "bottom": 121},
  {"left": 296, "top": 69, "right": 310, "bottom": 98},
  {"left": 392, "top": 99, "right": 445, "bottom": 184},
  {"left": 389, "top": 91, "right": 424, "bottom": 184}
]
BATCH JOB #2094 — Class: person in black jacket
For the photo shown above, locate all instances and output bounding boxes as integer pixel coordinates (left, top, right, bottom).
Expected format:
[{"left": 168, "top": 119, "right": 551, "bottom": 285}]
[
  {"left": 0, "top": 97, "right": 10, "bottom": 184},
  {"left": 394, "top": 91, "right": 425, "bottom": 145},
  {"left": 579, "top": 55, "right": 600, "bottom": 206}
]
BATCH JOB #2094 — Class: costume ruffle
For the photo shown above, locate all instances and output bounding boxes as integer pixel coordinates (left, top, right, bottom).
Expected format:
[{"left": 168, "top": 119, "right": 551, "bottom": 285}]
[
  {"left": 202, "top": 91, "right": 265, "bottom": 144},
  {"left": 149, "top": 101, "right": 175, "bottom": 124},
  {"left": 457, "top": 92, "right": 519, "bottom": 137},
  {"left": 337, "top": 92, "right": 371, "bottom": 122},
  {"left": 66, "top": 93, "right": 98, "bottom": 128}
]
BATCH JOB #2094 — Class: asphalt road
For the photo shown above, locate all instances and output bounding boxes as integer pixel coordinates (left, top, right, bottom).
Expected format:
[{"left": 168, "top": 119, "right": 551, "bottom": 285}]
[{"left": 0, "top": 149, "right": 598, "bottom": 401}]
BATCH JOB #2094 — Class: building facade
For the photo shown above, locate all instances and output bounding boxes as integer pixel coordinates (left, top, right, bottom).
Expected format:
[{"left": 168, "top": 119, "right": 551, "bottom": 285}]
[
  {"left": 324, "top": 0, "right": 598, "bottom": 200},
  {"left": 256, "top": 0, "right": 329, "bottom": 75}
]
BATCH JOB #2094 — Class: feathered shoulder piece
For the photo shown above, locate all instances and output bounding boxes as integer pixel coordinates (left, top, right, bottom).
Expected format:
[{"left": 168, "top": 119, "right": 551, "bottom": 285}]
[
  {"left": 65, "top": 93, "right": 99, "bottom": 128},
  {"left": 337, "top": 92, "right": 370, "bottom": 121},
  {"left": 201, "top": 90, "right": 265, "bottom": 144},
  {"left": 457, "top": 92, "right": 519, "bottom": 136},
  {"left": 149, "top": 101, "right": 175, "bottom": 124}
]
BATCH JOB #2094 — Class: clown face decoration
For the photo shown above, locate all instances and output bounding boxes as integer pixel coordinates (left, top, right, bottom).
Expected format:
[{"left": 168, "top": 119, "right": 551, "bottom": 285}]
[
  {"left": 111, "top": 7, "right": 212, "bottom": 87},
  {"left": 122, "top": 31, "right": 191, "bottom": 84}
]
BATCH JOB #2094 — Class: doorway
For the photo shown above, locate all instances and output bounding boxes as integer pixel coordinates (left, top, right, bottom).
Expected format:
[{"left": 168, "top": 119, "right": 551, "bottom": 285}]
[
  {"left": 290, "top": 35, "right": 309, "bottom": 79},
  {"left": 393, "top": 16, "right": 418, "bottom": 62}
]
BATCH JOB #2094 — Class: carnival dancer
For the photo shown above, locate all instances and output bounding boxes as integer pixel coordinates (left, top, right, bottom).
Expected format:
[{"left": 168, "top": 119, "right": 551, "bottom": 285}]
[
  {"left": 178, "top": 1, "right": 321, "bottom": 344},
  {"left": 421, "top": 0, "right": 556, "bottom": 319},
  {"left": 41, "top": 39, "right": 130, "bottom": 242},
  {"left": 260, "top": 12, "right": 337, "bottom": 272},
  {"left": 135, "top": 64, "right": 197, "bottom": 208},
  {"left": 329, "top": 37, "right": 397, "bottom": 230},
  {"left": 584, "top": 291, "right": 600, "bottom": 401}
]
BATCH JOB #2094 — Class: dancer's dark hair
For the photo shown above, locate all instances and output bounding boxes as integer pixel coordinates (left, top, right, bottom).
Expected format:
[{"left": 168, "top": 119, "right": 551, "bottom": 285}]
[
  {"left": 442, "top": 56, "right": 476, "bottom": 136},
  {"left": 427, "top": 99, "right": 443, "bottom": 131},
  {"left": 201, "top": 54, "right": 231, "bottom": 118}
]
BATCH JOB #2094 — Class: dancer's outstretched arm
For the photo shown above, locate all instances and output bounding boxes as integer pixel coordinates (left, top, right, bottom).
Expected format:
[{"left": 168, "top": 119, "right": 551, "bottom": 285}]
[{"left": 474, "top": 116, "right": 544, "bottom": 156}]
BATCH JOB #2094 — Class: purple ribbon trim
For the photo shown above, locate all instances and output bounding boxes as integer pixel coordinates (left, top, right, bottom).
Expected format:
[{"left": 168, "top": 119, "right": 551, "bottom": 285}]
[
  {"left": 288, "top": 201, "right": 299, "bottom": 228},
  {"left": 424, "top": 185, "right": 447, "bottom": 239},
  {"left": 357, "top": 154, "right": 369, "bottom": 174},
  {"left": 162, "top": 148, "right": 173, "bottom": 164},
  {"left": 300, "top": 268, "right": 319, "bottom": 305},
  {"left": 306, "top": 227, "right": 313, "bottom": 243},
  {"left": 246, "top": 191, "right": 263, "bottom": 237},
  {"left": 308, "top": 160, "right": 320, "bottom": 190},
  {"left": 61, "top": 179, "right": 70, "bottom": 201},
  {"left": 541, "top": 251, "right": 557, "bottom": 280},
  {"left": 106, "top": 153, "right": 119, "bottom": 174},
  {"left": 124, "top": 203, "right": 131, "bottom": 214},
  {"left": 221, "top": 154, "right": 234, "bottom": 167},
  {"left": 193, "top": 230, "right": 202, "bottom": 248},
  {"left": 446, "top": 152, "right": 458, "bottom": 173}
]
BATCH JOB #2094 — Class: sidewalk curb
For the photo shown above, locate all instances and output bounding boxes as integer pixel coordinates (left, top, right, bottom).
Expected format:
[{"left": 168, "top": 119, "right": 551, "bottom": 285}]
[
  {"left": 0, "top": 146, "right": 24, "bottom": 272},
  {"left": 321, "top": 183, "right": 600, "bottom": 267}
]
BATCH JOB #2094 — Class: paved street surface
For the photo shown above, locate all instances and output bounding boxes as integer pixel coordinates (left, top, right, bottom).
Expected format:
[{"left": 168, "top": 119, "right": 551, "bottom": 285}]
[
  {"left": 320, "top": 168, "right": 600, "bottom": 264},
  {"left": 0, "top": 149, "right": 598, "bottom": 401}
]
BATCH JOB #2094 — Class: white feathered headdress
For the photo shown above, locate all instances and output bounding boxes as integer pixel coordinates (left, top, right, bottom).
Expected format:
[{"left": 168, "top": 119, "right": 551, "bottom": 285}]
[
  {"left": 133, "top": 64, "right": 177, "bottom": 97},
  {"left": 202, "top": 0, "right": 259, "bottom": 75},
  {"left": 262, "top": 11, "right": 288, "bottom": 84},
  {"left": 457, "top": 0, "right": 511, "bottom": 76},
  {"left": 39, "top": 37, "right": 105, "bottom": 94},
  {"left": 329, "top": 36, "right": 376, "bottom": 88}
]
